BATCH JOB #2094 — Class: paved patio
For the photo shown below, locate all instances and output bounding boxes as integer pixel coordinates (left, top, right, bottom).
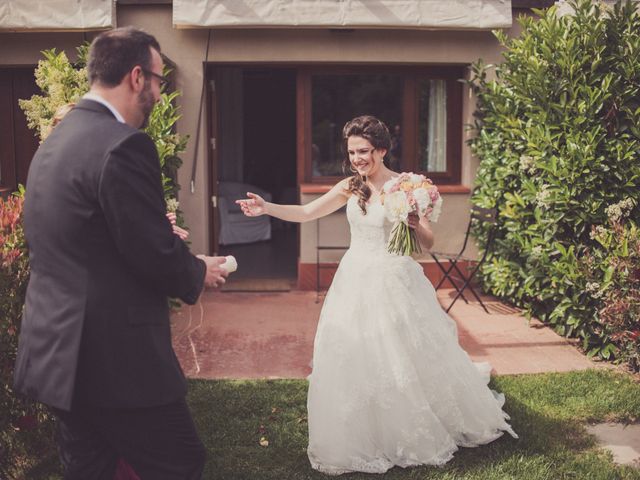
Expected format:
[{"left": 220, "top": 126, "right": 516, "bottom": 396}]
[{"left": 170, "top": 288, "right": 596, "bottom": 378}]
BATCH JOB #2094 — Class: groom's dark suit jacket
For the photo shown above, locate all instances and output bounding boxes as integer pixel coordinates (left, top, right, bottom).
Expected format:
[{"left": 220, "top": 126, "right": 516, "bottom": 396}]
[{"left": 13, "top": 99, "right": 206, "bottom": 411}]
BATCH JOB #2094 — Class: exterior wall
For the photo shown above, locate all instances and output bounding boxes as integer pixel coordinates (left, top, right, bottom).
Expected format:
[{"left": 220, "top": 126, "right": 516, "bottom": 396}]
[{"left": 0, "top": 4, "right": 526, "bottom": 267}]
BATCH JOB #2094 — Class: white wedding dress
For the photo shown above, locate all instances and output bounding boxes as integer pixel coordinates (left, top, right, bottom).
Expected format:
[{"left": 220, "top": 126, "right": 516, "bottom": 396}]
[{"left": 307, "top": 195, "right": 517, "bottom": 475}]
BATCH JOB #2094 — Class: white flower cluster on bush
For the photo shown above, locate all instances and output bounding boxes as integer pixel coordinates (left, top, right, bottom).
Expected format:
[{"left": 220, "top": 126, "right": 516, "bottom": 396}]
[
  {"left": 530, "top": 245, "right": 543, "bottom": 258},
  {"left": 535, "top": 184, "right": 552, "bottom": 209},
  {"left": 519, "top": 155, "right": 536, "bottom": 174},
  {"left": 605, "top": 198, "right": 636, "bottom": 223},
  {"left": 166, "top": 198, "right": 180, "bottom": 213},
  {"left": 585, "top": 281, "right": 603, "bottom": 299}
]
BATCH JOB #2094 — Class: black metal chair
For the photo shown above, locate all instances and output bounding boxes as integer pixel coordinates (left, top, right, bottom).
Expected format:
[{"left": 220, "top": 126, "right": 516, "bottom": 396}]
[{"left": 430, "top": 206, "right": 498, "bottom": 313}]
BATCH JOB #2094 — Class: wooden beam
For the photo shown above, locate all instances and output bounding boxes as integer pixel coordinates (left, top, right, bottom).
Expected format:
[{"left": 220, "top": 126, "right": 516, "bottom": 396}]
[
  {"left": 117, "top": 0, "right": 172, "bottom": 5},
  {"left": 512, "top": 0, "right": 555, "bottom": 8},
  {"left": 118, "top": 0, "right": 556, "bottom": 9}
]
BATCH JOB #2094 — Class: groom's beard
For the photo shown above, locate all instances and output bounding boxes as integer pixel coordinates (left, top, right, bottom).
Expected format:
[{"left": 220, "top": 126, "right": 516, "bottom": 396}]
[{"left": 138, "top": 83, "right": 155, "bottom": 129}]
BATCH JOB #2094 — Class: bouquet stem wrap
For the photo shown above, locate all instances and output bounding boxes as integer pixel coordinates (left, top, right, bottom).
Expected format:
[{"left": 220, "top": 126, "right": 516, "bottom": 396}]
[{"left": 388, "top": 222, "right": 421, "bottom": 256}]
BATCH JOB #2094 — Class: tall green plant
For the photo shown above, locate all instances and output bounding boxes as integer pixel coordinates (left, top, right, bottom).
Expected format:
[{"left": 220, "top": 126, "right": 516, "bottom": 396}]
[
  {"left": 19, "top": 45, "right": 188, "bottom": 206},
  {"left": 469, "top": 0, "right": 640, "bottom": 368}
]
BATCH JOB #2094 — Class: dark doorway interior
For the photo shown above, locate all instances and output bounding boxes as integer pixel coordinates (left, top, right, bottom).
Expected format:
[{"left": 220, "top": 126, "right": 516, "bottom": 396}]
[{"left": 217, "top": 67, "right": 297, "bottom": 288}]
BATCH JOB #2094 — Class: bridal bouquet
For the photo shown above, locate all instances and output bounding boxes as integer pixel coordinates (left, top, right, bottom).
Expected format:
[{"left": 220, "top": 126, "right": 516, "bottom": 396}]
[{"left": 382, "top": 173, "right": 442, "bottom": 256}]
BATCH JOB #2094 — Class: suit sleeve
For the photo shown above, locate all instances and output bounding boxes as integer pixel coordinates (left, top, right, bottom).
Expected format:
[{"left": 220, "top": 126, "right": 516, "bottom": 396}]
[{"left": 98, "top": 131, "right": 206, "bottom": 304}]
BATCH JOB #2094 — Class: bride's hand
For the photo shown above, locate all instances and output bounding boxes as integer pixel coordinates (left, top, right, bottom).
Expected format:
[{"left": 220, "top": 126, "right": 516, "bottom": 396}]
[
  {"left": 236, "top": 192, "right": 267, "bottom": 216},
  {"left": 407, "top": 213, "right": 420, "bottom": 230}
]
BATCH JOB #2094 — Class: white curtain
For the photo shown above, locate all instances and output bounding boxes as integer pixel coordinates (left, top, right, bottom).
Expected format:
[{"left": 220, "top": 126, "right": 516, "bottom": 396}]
[
  {"left": 0, "top": 0, "right": 114, "bottom": 31},
  {"left": 427, "top": 80, "right": 447, "bottom": 172},
  {"left": 174, "top": 0, "right": 512, "bottom": 29}
]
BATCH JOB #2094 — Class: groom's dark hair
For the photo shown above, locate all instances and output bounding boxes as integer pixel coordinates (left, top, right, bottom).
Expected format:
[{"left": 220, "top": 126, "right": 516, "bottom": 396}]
[{"left": 88, "top": 27, "right": 161, "bottom": 87}]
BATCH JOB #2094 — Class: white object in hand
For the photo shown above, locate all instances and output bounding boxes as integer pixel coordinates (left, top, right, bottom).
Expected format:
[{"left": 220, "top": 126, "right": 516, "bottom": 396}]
[{"left": 220, "top": 255, "right": 238, "bottom": 273}]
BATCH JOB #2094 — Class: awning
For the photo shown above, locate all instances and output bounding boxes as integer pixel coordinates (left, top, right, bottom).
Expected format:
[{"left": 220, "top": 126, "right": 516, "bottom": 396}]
[
  {"left": 173, "top": 0, "right": 512, "bottom": 30},
  {"left": 0, "top": 0, "right": 114, "bottom": 31}
]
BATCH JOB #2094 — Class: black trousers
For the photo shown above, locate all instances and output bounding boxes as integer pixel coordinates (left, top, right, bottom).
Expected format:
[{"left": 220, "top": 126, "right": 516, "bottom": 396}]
[{"left": 53, "top": 398, "right": 206, "bottom": 480}]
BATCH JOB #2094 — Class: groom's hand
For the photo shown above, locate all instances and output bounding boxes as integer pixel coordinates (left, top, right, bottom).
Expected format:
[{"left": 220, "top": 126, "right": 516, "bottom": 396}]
[{"left": 197, "top": 255, "right": 229, "bottom": 288}]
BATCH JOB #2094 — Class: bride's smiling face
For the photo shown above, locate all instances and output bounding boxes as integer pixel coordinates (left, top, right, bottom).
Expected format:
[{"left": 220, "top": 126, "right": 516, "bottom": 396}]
[{"left": 347, "top": 136, "right": 387, "bottom": 177}]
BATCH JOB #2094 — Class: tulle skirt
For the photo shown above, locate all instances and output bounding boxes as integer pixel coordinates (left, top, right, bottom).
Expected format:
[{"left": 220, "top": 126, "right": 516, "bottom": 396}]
[{"left": 307, "top": 249, "right": 517, "bottom": 475}]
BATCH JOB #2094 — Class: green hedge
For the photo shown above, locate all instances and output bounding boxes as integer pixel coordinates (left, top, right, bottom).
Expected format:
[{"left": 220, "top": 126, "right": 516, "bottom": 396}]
[{"left": 469, "top": 0, "right": 640, "bottom": 369}]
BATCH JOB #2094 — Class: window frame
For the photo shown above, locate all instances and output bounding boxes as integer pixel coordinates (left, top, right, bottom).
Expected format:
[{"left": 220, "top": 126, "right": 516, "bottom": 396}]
[{"left": 297, "top": 64, "right": 465, "bottom": 186}]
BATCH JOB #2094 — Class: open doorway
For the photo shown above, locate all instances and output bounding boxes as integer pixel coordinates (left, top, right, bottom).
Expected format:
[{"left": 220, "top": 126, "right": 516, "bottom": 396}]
[{"left": 210, "top": 66, "right": 298, "bottom": 290}]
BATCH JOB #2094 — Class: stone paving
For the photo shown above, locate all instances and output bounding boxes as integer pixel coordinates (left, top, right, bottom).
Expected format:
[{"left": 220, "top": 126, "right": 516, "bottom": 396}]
[{"left": 170, "top": 288, "right": 596, "bottom": 379}]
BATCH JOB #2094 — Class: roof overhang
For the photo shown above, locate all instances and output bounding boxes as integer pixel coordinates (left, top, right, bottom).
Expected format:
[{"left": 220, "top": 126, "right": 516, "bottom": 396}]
[
  {"left": 0, "top": 0, "right": 114, "bottom": 32},
  {"left": 173, "top": 0, "right": 513, "bottom": 30}
]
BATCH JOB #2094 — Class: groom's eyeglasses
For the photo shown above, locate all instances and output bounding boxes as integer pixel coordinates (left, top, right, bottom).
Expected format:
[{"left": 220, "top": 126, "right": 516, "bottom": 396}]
[{"left": 141, "top": 68, "right": 169, "bottom": 87}]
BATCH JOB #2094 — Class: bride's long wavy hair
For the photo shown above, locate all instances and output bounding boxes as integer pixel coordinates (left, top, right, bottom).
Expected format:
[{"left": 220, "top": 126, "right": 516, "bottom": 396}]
[{"left": 342, "top": 115, "right": 392, "bottom": 214}]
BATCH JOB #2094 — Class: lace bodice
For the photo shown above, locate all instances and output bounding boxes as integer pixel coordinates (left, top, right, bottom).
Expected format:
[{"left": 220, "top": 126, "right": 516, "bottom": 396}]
[{"left": 346, "top": 194, "right": 393, "bottom": 254}]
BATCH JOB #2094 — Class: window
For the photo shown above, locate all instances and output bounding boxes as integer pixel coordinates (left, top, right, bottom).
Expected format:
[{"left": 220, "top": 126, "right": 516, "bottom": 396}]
[
  {"left": 299, "top": 66, "right": 464, "bottom": 185},
  {"left": 311, "top": 73, "right": 403, "bottom": 176}
]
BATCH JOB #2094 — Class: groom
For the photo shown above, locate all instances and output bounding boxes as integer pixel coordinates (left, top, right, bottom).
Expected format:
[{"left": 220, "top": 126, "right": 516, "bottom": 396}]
[{"left": 13, "top": 27, "right": 225, "bottom": 479}]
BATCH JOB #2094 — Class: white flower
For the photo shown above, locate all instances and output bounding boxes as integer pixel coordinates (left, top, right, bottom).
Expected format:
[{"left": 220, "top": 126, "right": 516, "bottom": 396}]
[
  {"left": 585, "top": 282, "right": 600, "bottom": 292},
  {"left": 536, "top": 185, "right": 551, "bottom": 209},
  {"left": 409, "top": 173, "right": 424, "bottom": 186},
  {"left": 384, "top": 191, "right": 411, "bottom": 223},
  {"left": 166, "top": 198, "right": 180, "bottom": 213},
  {"left": 530, "top": 245, "right": 543, "bottom": 258},
  {"left": 429, "top": 196, "right": 443, "bottom": 223},
  {"left": 519, "top": 155, "right": 536, "bottom": 173},
  {"left": 412, "top": 187, "right": 430, "bottom": 216},
  {"left": 221, "top": 255, "right": 238, "bottom": 273},
  {"left": 605, "top": 198, "right": 636, "bottom": 223},
  {"left": 589, "top": 225, "right": 607, "bottom": 239},
  {"left": 585, "top": 281, "right": 603, "bottom": 299}
]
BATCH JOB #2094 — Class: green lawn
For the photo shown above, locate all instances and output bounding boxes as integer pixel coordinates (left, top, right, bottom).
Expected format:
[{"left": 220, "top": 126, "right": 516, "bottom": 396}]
[{"left": 23, "top": 369, "right": 640, "bottom": 480}]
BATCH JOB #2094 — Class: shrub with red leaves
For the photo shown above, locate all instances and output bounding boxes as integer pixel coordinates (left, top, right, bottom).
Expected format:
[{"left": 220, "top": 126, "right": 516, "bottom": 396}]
[
  {"left": 0, "top": 191, "right": 56, "bottom": 478},
  {"left": 582, "top": 221, "right": 640, "bottom": 372}
]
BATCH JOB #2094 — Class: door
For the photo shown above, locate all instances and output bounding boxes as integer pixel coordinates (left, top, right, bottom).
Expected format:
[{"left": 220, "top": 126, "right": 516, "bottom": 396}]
[
  {"left": 207, "top": 68, "right": 220, "bottom": 255},
  {"left": 207, "top": 65, "right": 298, "bottom": 288}
]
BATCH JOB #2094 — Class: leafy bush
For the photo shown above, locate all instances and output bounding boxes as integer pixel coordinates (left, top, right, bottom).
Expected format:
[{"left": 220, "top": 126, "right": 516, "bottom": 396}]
[
  {"left": 469, "top": 0, "right": 640, "bottom": 369},
  {"left": 19, "top": 46, "right": 89, "bottom": 141},
  {"left": 0, "top": 190, "right": 56, "bottom": 479},
  {"left": 19, "top": 45, "right": 188, "bottom": 211}
]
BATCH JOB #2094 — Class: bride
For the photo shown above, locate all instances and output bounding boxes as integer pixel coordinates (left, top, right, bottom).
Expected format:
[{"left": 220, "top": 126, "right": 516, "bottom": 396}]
[{"left": 237, "top": 115, "right": 517, "bottom": 475}]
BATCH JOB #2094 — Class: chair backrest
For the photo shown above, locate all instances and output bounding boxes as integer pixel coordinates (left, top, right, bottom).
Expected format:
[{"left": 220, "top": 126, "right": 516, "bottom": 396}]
[
  {"left": 470, "top": 205, "right": 498, "bottom": 224},
  {"left": 456, "top": 205, "right": 497, "bottom": 256},
  {"left": 470, "top": 205, "right": 499, "bottom": 262}
]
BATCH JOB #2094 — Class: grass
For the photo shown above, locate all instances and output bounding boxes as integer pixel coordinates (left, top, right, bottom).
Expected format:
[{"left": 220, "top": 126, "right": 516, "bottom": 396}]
[{"left": 21, "top": 369, "right": 640, "bottom": 480}]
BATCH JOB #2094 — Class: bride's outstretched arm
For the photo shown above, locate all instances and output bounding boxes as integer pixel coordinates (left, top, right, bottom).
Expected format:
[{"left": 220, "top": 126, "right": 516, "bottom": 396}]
[{"left": 237, "top": 178, "right": 349, "bottom": 223}]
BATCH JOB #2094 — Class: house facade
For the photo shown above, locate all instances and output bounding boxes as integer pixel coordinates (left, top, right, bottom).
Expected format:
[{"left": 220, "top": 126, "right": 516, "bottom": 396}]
[{"left": 0, "top": 0, "right": 553, "bottom": 289}]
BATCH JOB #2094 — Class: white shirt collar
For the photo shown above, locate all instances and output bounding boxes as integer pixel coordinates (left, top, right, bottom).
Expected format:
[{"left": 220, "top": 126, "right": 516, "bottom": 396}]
[{"left": 83, "top": 92, "right": 126, "bottom": 124}]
